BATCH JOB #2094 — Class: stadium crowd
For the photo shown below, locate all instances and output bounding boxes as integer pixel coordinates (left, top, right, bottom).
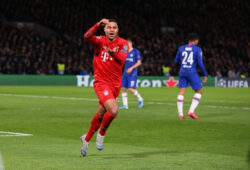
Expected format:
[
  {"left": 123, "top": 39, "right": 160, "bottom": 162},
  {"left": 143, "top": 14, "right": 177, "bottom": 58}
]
[{"left": 0, "top": 0, "right": 249, "bottom": 77}]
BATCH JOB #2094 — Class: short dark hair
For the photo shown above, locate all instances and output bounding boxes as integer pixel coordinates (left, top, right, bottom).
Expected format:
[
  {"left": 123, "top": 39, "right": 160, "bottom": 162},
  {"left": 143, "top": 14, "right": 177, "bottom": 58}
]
[
  {"left": 187, "top": 33, "right": 199, "bottom": 41},
  {"left": 127, "top": 38, "right": 132, "bottom": 43},
  {"left": 108, "top": 19, "right": 118, "bottom": 26}
]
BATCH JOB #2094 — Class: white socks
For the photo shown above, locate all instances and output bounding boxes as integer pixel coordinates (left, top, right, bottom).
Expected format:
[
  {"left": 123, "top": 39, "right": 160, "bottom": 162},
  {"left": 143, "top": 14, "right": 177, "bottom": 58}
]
[
  {"left": 122, "top": 92, "right": 128, "bottom": 107},
  {"left": 177, "top": 95, "right": 184, "bottom": 116},
  {"left": 133, "top": 90, "right": 143, "bottom": 101},
  {"left": 122, "top": 90, "right": 143, "bottom": 107},
  {"left": 177, "top": 93, "right": 202, "bottom": 116},
  {"left": 189, "top": 93, "right": 202, "bottom": 113}
]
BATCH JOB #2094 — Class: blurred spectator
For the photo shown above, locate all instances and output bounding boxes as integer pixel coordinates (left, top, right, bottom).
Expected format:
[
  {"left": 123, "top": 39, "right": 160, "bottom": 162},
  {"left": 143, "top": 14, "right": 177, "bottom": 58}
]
[
  {"left": 216, "top": 70, "right": 222, "bottom": 78},
  {"left": 228, "top": 70, "right": 236, "bottom": 78},
  {"left": 57, "top": 63, "right": 65, "bottom": 75},
  {"left": 162, "top": 65, "right": 170, "bottom": 77},
  {"left": 0, "top": 0, "right": 249, "bottom": 77}
]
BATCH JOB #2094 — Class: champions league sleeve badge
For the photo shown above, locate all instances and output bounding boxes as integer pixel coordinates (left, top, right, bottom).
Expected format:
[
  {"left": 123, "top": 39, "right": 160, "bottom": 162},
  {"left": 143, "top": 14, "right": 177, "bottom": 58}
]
[{"left": 123, "top": 45, "right": 128, "bottom": 51}]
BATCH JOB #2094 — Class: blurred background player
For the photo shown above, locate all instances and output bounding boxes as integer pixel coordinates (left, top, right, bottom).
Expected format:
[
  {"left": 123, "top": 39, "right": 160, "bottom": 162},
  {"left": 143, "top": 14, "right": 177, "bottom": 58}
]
[
  {"left": 81, "top": 18, "right": 129, "bottom": 156},
  {"left": 175, "top": 33, "right": 208, "bottom": 120},
  {"left": 119, "top": 39, "right": 143, "bottom": 109}
]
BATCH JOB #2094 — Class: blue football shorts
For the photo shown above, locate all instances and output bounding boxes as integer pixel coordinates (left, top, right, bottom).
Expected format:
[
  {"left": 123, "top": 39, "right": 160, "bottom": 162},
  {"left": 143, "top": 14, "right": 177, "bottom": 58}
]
[
  {"left": 121, "top": 75, "right": 137, "bottom": 89},
  {"left": 179, "top": 73, "right": 202, "bottom": 90}
]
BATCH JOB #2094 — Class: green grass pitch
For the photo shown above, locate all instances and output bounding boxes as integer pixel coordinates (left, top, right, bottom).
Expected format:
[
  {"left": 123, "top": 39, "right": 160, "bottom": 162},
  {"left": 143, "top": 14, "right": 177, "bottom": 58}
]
[{"left": 0, "top": 86, "right": 249, "bottom": 169}]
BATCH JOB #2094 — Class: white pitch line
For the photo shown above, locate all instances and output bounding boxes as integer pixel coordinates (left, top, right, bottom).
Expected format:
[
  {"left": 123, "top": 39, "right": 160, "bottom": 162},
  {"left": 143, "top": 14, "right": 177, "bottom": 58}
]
[
  {"left": 149, "top": 98, "right": 249, "bottom": 104},
  {"left": 0, "top": 152, "right": 4, "bottom": 170},
  {"left": 0, "top": 93, "right": 249, "bottom": 110},
  {"left": 0, "top": 131, "right": 33, "bottom": 137},
  {"left": 0, "top": 94, "right": 98, "bottom": 102}
]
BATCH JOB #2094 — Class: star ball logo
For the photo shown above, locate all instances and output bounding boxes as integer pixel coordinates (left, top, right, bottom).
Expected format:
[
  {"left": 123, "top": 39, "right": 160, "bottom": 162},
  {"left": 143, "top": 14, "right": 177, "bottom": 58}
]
[
  {"left": 163, "top": 76, "right": 179, "bottom": 87},
  {"left": 104, "top": 90, "right": 109, "bottom": 96}
]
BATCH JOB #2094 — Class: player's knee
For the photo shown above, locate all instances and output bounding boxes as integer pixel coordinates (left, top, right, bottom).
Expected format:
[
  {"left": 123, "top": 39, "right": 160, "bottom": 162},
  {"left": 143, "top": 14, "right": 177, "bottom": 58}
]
[
  {"left": 97, "top": 112, "right": 104, "bottom": 119},
  {"left": 107, "top": 106, "right": 118, "bottom": 115},
  {"left": 195, "top": 88, "right": 202, "bottom": 94},
  {"left": 128, "top": 88, "right": 135, "bottom": 93},
  {"left": 122, "top": 88, "right": 127, "bottom": 93},
  {"left": 109, "top": 107, "right": 118, "bottom": 115}
]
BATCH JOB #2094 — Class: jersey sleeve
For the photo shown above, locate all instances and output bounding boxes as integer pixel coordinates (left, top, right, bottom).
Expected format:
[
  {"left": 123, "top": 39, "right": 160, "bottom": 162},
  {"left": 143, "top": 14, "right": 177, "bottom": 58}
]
[
  {"left": 175, "top": 48, "right": 181, "bottom": 65},
  {"left": 136, "top": 49, "right": 141, "bottom": 61},
  {"left": 83, "top": 23, "right": 101, "bottom": 45},
  {"left": 113, "top": 41, "right": 129, "bottom": 65},
  {"left": 197, "top": 48, "right": 208, "bottom": 76}
]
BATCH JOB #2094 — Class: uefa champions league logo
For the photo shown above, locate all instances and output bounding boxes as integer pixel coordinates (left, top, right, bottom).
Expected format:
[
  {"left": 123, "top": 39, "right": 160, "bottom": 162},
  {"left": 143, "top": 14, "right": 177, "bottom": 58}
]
[{"left": 217, "top": 79, "right": 226, "bottom": 87}]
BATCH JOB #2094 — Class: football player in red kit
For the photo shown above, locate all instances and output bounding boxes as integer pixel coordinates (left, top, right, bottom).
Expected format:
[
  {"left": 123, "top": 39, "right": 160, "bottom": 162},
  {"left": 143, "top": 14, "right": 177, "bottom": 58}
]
[{"left": 81, "top": 18, "right": 129, "bottom": 157}]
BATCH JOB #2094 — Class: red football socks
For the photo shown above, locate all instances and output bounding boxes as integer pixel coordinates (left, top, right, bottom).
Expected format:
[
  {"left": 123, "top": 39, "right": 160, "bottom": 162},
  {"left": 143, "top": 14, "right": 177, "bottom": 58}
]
[
  {"left": 99, "top": 112, "right": 117, "bottom": 136},
  {"left": 85, "top": 114, "right": 102, "bottom": 142}
]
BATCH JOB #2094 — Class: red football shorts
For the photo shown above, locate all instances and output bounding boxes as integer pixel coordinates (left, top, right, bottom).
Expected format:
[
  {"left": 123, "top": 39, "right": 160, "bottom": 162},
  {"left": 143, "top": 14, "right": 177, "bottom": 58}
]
[{"left": 94, "top": 81, "right": 120, "bottom": 106}]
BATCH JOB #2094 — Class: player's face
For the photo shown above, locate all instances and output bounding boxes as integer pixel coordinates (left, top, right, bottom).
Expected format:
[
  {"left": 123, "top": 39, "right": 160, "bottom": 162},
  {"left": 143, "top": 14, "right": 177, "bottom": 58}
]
[
  {"left": 194, "top": 39, "right": 199, "bottom": 45},
  {"left": 104, "top": 22, "right": 119, "bottom": 41},
  {"left": 128, "top": 41, "right": 133, "bottom": 49}
]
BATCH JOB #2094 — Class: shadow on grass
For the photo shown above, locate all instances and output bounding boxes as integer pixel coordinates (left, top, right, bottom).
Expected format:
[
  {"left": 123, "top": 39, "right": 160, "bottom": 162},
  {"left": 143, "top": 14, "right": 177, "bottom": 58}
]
[{"left": 88, "top": 150, "right": 183, "bottom": 159}]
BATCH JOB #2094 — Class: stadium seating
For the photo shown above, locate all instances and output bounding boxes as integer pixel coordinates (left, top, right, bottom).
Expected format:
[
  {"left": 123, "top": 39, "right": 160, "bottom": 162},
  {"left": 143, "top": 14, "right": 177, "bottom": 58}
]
[{"left": 0, "top": 0, "right": 249, "bottom": 77}]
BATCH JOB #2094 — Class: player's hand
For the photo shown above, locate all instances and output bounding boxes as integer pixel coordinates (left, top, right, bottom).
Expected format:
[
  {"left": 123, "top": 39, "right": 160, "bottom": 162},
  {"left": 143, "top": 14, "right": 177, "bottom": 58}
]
[
  {"left": 97, "top": 19, "right": 109, "bottom": 27},
  {"left": 105, "top": 47, "right": 119, "bottom": 56},
  {"left": 105, "top": 48, "right": 115, "bottom": 56},
  {"left": 203, "top": 76, "right": 208, "bottom": 83},
  {"left": 126, "top": 67, "right": 133, "bottom": 74}
]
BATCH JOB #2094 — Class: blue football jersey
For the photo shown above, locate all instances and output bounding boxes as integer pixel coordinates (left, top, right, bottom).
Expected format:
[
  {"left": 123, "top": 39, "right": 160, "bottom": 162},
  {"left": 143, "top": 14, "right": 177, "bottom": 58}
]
[
  {"left": 175, "top": 43, "right": 207, "bottom": 76},
  {"left": 123, "top": 48, "right": 141, "bottom": 76}
]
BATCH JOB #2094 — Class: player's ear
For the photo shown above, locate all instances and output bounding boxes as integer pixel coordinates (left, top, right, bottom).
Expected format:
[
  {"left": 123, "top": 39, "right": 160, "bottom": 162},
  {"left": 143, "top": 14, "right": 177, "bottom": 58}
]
[{"left": 115, "top": 22, "right": 119, "bottom": 30}]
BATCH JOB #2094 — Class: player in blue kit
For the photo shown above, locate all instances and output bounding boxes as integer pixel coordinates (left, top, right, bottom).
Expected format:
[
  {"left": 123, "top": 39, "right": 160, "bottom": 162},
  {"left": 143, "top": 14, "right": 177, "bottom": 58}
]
[
  {"left": 175, "top": 33, "right": 208, "bottom": 119},
  {"left": 119, "top": 39, "right": 143, "bottom": 109}
]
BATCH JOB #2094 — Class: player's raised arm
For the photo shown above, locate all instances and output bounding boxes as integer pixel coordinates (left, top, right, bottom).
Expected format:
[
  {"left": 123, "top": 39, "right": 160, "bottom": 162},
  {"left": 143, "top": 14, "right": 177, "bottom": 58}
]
[
  {"left": 197, "top": 49, "right": 208, "bottom": 82},
  {"left": 83, "top": 18, "right": 109, "bottom": 44}
]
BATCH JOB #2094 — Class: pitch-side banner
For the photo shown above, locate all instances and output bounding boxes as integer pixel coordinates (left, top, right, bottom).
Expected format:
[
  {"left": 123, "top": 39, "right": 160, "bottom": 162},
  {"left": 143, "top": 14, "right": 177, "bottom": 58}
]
[
  {"left": 76, "top": 75, "right": 215, "bottom": 87},
  {"left": 0, "top": 75, "right": 215, "bottom": 87},
  {"left": 216, "top": 77, "right": 250, "bottom": 88}
]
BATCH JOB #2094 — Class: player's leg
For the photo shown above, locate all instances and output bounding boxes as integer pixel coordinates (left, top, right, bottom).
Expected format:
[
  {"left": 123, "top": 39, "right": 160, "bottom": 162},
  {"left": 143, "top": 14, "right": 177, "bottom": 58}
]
[
  {"left": 85, "top": 104, "right": 106, "bottom": 142},
  {"left": 82, "top": 82, "right": 112, "bottom": 154},
  {"left": 128, "top": 88, "right": 144, "bottom": 108},
  {"left": 81, "top": 104, "right": 106, "bottom": 156},
  {"left": 99, "top": 99, "right": 118, "bottom": 136},
  {"left": 177, "top": 76, "right": 188, "bottom": 119},
  {"left": 96, "top": 99, "right": 118, "bottom": 150},
  {"left": 120, "top": 76, "right": 129, "bottom": 109},
  {"left": 127, "top": 76, "right": 143, "bottom": 108},
  {"left": 120, "top": 87, "right": 128, "bottom": 109},
  {"left": 177, "top": 88, "right": 186, "bottom": 119},
  {"left": 187, "top": 74, "right": 203, "bottom": 119}
]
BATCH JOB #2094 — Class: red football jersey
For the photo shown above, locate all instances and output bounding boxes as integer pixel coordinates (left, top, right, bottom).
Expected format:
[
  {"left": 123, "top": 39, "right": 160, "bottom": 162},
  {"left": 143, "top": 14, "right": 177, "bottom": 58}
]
[{"left": 84, "top": 24, "right": 129, "bottom": 87}]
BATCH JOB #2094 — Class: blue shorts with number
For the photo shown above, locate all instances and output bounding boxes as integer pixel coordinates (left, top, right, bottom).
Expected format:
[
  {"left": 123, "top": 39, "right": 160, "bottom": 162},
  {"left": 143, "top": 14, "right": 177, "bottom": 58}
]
[
  {"left": 179, "top": 73, "right": 202, "bottom": 90},
  {"left": 121, "top": 75, "right": 137, "bottom": 89}
]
